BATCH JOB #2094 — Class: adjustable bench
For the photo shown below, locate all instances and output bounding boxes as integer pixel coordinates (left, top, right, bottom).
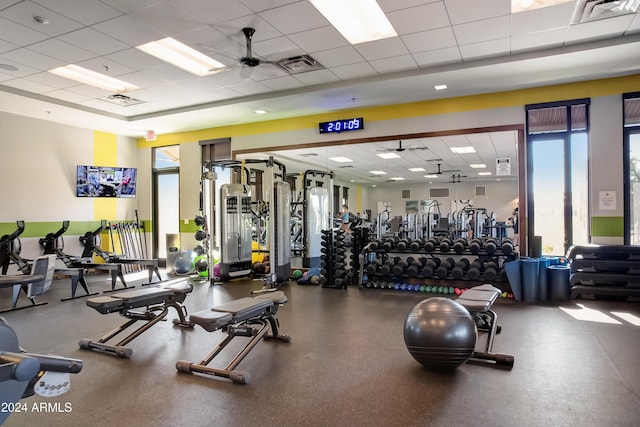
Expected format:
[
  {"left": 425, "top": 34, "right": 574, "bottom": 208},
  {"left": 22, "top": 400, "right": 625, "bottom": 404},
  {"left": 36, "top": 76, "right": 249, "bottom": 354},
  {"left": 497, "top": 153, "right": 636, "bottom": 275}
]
[
  {"left": 176, "top": 291, "right": 290, "bottom": 384},
  {"left": 456, "top": 284, "right": 514, "bottom": 369},
  {"left": 79, "top": 279, "right": 193, "bottom": 358}
]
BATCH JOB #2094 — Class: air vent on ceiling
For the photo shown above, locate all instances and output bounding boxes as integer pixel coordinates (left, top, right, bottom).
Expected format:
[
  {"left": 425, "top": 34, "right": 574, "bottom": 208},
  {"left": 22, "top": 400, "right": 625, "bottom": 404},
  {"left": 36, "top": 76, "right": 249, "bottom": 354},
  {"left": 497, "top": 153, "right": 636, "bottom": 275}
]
[
  {"left": 476, "top": 185, "right": 486, "bottom": 197},
  {"left": 402, "top": 190, "right": 411, "bottom": 199},
  {"left": 300, "top": 153, "right": 319, "bottom": 157},
  {"left": 276, "top": 55, "right": 325, "bottom": 74},
  {"left": 572, "top": 0, "right": 639, "bottom": 24},
  {"left": 102, "top": 93, "right": 145, "bottom": 106}
]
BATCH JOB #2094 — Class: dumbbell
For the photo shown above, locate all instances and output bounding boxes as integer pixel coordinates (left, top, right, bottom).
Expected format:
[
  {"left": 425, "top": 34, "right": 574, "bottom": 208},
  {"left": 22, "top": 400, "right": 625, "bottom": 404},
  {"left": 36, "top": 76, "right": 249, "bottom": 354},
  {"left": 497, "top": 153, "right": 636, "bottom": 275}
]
[
  {"left": 424, "top": 238, "right": 439, "bottom": 253},
  {"left": 453, "top": 238, "right": 468, "bottom": 254},
  {"left": 392, "top": 259, "right": 408, "bottom": 276},
  {"left": 407, "top": 259, "right": 423, "bottom": 277},
  {"left": 379, "top": 259, "right": 394, "bottom": 276},
  {"left": 483, "top": 261, "right": 498, "bottom": 281},
  {"left": 501, "top": 238, "right": 514, "bottom": 255},
  {"left": 439, "top": 238, "right": 453, "bottom": 253},
  {"left": 396, "top": 239, "right": 409, "bottom": 251},
  {"left": 467, "top": 260, "right": 483, "bottom": 281},
  {"left": 469, "top": 238, "right": 482, "bottom": 254},
  {"left": 382, "top": 238, "right": 394, "bottom": 252},
  {"left": 368, "top": 240, "right": 380, "bottom": 251},
  {"left": 409, "top": 238, "right": 424, "bottom": 252},
  {"left": 421, "top": 259, "right": 438, "bottom": 278},
  {"left": 484, "top": 238, "right": 498, "bottom": 255},
  {"left": 451, "top": 258, "right": 470, "bottom": 280},
  {"left": 436, "top": 257, "right": 456, "bottom": 279}
]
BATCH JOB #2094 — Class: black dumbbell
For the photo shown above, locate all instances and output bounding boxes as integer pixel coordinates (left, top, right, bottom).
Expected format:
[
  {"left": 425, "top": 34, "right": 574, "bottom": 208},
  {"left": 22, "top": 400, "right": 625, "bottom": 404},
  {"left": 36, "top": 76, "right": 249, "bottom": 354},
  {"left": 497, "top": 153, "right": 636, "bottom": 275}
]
[
  {"left": 439, "top": 238, "right": 453, "bottom": 253},
  {"left": 484, "top": 239, "right": 498, "bottom": 255},
  {"left": 410, "top": 238, "right": 423, "bottom": 252},
  {"left": 421, "top": 259, "right": 438, "bottom": 278},
  {"left": 424, "top": 238, "right": 438, "bottom": 253},
  {"left": 392, "top": 259, "right": 408, "bottom": 276},
  {"left": 453, "top": 238, "right": 468, "bottom": 254},
  {"left": 483, "top": 261, "right": 498, "bottom": 281},
  {"left": 382, "top": 238, "right": 394, "bottom": 251},
  {"left": 469, "top": 238, "right": 482, "bottom": 254},
  {"left": 467, "top": 260, "right": 483, "bottom": 281},
  {"left": 407, "top": 260, "right": 422, "bottom": 277},
  {"left": 380, "top": 259, "right": 394, "bottom": 275},
  {"left": 451, "top": 258, "right": 470, "bottom": 280},
  {"left": 436, "top": 257, "right": 456, "bottom": 278},
  {"left": 501, "top": 238, "right": 514, "bottom": 255}
]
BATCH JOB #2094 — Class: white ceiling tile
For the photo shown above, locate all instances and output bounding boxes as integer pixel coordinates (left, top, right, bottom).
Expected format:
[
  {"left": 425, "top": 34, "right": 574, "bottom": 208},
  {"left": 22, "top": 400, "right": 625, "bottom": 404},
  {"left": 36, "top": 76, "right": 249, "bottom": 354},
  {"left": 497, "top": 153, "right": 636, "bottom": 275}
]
[
  {"left": 32, "top": 0, "right": 122, "bottom": 25},
  {"left": 379, "top": 0, "right": 441, "bottom": 12},
  {"left": 627, "top": 13, "right": 640, "bottom": 34},
  {"left": 244, "top": 64, "right": 290, "bottom": 80},
  {"left": 58, "top": 28, "right": 130, "bottom": 56},
  {"left": 1, "top": 47, "right": 65, "bottom": 70},
  {"left": 252, "top": 36, "right": 304, "bottom": 59},
  {"left": 412, "top": 46, "right": 461, "bottom": 67},
  {"left": 388, "top": 2, "right": 450, "bottom": 35},
  {"left": 260, "top": 75, "right": 305, "bottom": 90},
  {"left": 565, "top": 14, "right": 635, "bottom": 43},
  {"left": 92, "top": 15, "right": 165, "bottom": 47},
  {"left": 229, "top": 79, "right": 272, "bottom": 95},
  {"left": 311, "top": 46, "right": 365, "bottom": 68},
  {"left": 329, "top": 62, "right": 377, "bottom": 80},
  {"left": 42, "top": 88, "right": 91, "bottom": 103},
  {"left": 64, "top": 82, "right": 112, "bottom": 98},
  {"left": 1, "top": 0, "right": 83, "bottom": 37},
  {"left": 104, "top": 48, "right": 168, "bottom": 72},
  {"left": 258, "top": 2, "right": 327, "bottom": 35},
  {"left": 0, "top": 39, "right": 17, "bottom": 53},
  {"left": 97, "top": 0, "right": 165, "bottom": 14},
  {"left": 401, "top": 27, "right": 458, "bottom": 53},
  {"left": 369, "top": 55, "right": 418, "bottom": 73},
  {"left": 130, "top": 2, "right": 209, "bottom": 37},
  {"left": 210, "top": 16, "right": 281, "bottom": 43},
  {"left": 2, "top": 76, "right": 56, "bottom": 93},
  {"left": 76, "top": 57, "right": 136, "bottom": 78},
  {"left": 0, "top": 16, "right": 49, "bottom": 46},
  {"left": 0, "top": 58, "right": 40, "bottom": 77},
  {"left": 355, "top": 37, "right": 409, "bottom": 61},
  {"left": 170, "top": 0, "right": 254, "bottom": 24},
  {"left": 27, "top": 71, "right": 83, "bottom": 89},
  {"left": 459, "top": 38, "right": 510, "bottom": 60},
  {"left": 28, "top": 38, "right": 96, "bottom": 64},
  {"left": 510, "top": 2, "right": 575, "bottom": 35},
  {"left": 239, "top": 0, "right": 299, "bottom": 13},
  {"left": 293, "top": 69, "right": 340, "bottom": 85},
  {"left": 444, "top": 0, "right": 510, "bottom": 25},
  {"left": 454, "top": 16, "right": 510, "bottom": 45},
  {"left": 288, "top": 26, "right": 348, "bottom": 52},
  {"left": 511, "top": 28, "right": 567, "bottom": 53}
]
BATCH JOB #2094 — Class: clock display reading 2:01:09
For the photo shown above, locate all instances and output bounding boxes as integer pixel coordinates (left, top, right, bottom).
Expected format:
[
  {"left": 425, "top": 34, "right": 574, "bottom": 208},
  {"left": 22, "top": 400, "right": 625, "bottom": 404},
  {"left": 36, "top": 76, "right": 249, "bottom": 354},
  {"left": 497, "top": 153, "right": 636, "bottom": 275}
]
[{"left": 319, "top": 118, "right": 364, "bottom": 134}]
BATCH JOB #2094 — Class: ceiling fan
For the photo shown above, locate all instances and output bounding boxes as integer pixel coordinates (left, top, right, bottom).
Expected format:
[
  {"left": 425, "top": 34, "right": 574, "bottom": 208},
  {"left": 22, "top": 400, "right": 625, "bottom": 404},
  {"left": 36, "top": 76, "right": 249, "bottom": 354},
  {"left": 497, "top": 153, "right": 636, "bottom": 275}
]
[
  {"left": 239, "top": 27, "right": 275, "bottom": 68},
  {"left": 426, "top": 163, "right": 460, "bottom": 175},
  {"left": 377, "top": 140, "right": 431, "bottom": 152}
]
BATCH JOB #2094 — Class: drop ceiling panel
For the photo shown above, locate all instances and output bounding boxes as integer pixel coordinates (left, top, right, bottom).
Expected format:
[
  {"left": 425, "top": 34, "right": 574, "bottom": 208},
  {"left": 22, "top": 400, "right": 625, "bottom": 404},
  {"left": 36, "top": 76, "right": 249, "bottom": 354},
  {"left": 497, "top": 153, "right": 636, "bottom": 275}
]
[
  {"left": 454, "top": 16, "right": 511, "bottom": 45},
  {"left": 239, "top": 0, "right": 300, "bottom": 13},
  {"left": 31, "top": 0, "right": 122, "bottom": 26},
  {"left": 354, "top": 37, "right": 410, "bottom": 61},
  {"left": 170, "top": 0, "right": 254, "bottom": 25},
  {"left": 258, "top": 2, "right": 327, "bottom": 35},
  {"left": 57, "top": 28, "right": 130, "bottom": 56},
  {"left": 92, "top": 15, "right": 165, "bottom": 46},
  {"left": 401, "top": 27, "right": 458, "bottom": 53},
  {"left": 412, "top": 46, "right": 462, "bottom": 67},
  {"left": 369, "top": 54, "right": 418, "bottom": 74},
  {"left": 130, "top": 2, "right": 209, "bottom": 37},
  {"left": 565, "top": 14, "right": 635, "bottom": 42},
  {"left": 311, "top": 46, "right": 365, "bottom": 68},
  {"left": 329, "top": 62, "right": 377, "bottom": 80},
  {"left": 1, "top": 47, "right": 65, "bottom": 70},
  {"left": 1, "top": 0, "right": 83, "bottom": 37},
  {"left": 444, "top": 0, "right": 511, "bottom": 25},
  {"left": 0, "top": 16, "right": 49, "bottom": 46},
  {"left": 459, "top": 38, "right": 511, "bottom": 60},
  {"left": 287, "top": 26, "right": 348, "bottom": 52},
  {"left": 388, "top": 2, "right": 451, "bottom": 35},
  {"left": 510, "top": 2, "right": 575, "bottom": 35}
]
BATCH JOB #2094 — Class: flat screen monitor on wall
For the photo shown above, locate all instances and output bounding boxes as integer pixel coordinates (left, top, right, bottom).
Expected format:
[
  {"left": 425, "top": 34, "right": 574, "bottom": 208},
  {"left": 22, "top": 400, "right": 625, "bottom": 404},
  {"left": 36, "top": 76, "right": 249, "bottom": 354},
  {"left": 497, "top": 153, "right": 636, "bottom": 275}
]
[{"left": 76, "top": 165, "right": 137, "bottom": 198}]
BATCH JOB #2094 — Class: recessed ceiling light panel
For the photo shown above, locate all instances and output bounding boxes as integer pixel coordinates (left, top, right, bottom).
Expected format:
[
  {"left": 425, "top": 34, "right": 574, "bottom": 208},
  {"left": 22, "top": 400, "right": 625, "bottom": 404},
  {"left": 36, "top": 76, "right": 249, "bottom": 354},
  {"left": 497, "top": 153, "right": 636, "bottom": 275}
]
[{"left": 377, "top": 152, "right": 401, "bottom": 159}]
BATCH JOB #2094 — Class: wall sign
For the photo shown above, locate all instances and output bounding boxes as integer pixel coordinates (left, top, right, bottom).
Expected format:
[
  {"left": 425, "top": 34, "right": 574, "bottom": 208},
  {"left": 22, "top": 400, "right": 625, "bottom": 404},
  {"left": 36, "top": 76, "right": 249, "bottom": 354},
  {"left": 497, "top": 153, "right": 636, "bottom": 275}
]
[{"left": 496, "top": 157, "right": 511, "bottom": 176}]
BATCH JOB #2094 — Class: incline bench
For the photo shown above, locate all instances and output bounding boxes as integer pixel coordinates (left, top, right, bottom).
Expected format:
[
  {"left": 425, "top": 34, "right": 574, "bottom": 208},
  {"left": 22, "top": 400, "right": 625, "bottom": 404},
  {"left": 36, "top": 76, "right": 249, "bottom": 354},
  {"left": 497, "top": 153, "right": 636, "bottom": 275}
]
[
  {"left": 176, "top": 291, "right": 290, "bottom": 384},
  {"left": 79, "top": 279, "right": 193, "bottom": 357},
  {"left": 456, "top": 284, "right": 514, "bottom": 369}
]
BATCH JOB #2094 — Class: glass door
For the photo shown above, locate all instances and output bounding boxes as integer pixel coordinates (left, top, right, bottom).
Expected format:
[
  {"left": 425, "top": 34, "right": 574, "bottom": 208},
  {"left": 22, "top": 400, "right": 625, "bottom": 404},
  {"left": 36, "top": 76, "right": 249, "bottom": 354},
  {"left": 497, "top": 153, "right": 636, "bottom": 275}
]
[
  {"left": 153, "top": 146, "right": 180, "bottom": 262},
  {"left": 626, "top": 129, "right": 640, "bottom": 244}
]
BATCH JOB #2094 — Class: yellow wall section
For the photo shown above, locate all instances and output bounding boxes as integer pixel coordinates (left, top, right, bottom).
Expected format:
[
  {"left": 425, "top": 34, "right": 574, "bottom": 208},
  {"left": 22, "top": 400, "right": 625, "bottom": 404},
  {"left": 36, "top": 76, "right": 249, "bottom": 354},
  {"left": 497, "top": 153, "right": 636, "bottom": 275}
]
[
  {"left": 137, "top": 74, "right": 640, "bottom": 148},
  {"left": 93, "top": 131, "right": 117, "bottom": 222}
]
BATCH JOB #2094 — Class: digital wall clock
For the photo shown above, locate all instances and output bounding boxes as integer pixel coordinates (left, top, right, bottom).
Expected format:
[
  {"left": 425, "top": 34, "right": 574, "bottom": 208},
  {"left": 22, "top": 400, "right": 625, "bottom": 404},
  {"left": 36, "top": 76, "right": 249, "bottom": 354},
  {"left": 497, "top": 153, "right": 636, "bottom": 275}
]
[{"left": 318, "top": 117, "right": 364, "bottom": 134}]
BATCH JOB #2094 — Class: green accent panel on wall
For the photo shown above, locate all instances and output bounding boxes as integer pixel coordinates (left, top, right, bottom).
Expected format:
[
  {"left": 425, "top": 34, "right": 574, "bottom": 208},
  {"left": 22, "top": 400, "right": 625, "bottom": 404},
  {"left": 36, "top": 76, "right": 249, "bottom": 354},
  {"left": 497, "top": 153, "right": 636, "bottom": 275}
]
[
  {"left": 0, "top": 221, "right": 129, "bottom": 238},
  {"left": 591, "top": 216, "right": 624, "bottom": 237},
  {"left": 180, "top": 220, "right": 199, "bottom": 233}
]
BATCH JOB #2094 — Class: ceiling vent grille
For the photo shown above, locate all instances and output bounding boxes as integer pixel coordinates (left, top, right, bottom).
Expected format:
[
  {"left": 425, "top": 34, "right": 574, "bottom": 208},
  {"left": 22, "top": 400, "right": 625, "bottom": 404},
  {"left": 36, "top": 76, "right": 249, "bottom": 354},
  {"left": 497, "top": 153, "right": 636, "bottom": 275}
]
[
  {"left": 430, "top": 188, "right": 450, "bottom": 198},
  {"left": 276, "top": 55, "right": 325, "bottom": 74},
  {"left": 102, "top": 93, "right": 145, "bottom": 106},
  {"left": 572, "top": 0, "right": 640, "bottom": 24}
]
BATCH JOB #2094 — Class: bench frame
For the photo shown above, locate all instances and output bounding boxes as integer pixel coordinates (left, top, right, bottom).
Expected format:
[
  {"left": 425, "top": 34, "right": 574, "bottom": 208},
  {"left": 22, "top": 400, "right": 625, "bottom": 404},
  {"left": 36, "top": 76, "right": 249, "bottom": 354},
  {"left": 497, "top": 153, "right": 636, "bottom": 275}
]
[
  {"left": 79, "top": 280, "right": 193, "bottom": 358},
  {"left": 177, "top": 292, "right": 290, "bottom": 384}
]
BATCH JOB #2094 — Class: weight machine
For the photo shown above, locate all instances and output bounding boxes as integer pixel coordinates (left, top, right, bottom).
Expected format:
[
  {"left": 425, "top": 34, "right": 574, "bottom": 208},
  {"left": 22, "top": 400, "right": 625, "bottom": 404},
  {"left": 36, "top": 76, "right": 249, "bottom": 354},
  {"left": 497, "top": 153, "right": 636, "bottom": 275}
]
[{"left": 202, "top": 157, "right": 291, "bottom": 286}]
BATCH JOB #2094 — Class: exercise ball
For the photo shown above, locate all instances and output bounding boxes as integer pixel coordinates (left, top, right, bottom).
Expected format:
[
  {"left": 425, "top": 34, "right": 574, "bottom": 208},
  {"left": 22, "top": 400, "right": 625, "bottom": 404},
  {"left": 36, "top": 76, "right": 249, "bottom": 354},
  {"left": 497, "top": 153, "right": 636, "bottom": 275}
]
[
  {"left": 175, "top": 251, "right": 194, "bottom": 274},
  {"left": 403, "top": 297, "right": 477, "bottom": 370},
  {"left": 292, "top": 269, "right": 303, "bottom": 279},
  {"left": 212, "top": 262, "right": 221, "bottom": 278}
]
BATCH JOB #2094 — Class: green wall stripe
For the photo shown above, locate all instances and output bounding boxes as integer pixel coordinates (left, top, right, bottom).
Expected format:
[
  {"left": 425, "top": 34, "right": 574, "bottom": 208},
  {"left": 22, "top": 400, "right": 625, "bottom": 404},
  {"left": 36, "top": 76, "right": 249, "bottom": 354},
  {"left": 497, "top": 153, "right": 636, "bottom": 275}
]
[
  {"left": 591, "top": 216, "right": 624, "bottom": 237},
  {"left": 0, "top": 221, "right": 150, "bottom": 238},
  {"left": 180, "top": 219, "right": 199, "bottom": 233}
]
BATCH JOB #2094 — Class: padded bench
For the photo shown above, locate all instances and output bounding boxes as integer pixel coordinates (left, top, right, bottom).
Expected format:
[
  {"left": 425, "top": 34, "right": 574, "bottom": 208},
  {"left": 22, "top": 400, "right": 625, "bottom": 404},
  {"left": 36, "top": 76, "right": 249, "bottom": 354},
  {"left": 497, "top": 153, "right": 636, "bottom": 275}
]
[
  {"left": 79, "top": 279, "right": 193, "bottom": 357},
  {"left": 456, "top": 284, "right": 514, "bottom": 369},
  {"left": 176, "top": 291, "right": 290, "bottom": 384}
]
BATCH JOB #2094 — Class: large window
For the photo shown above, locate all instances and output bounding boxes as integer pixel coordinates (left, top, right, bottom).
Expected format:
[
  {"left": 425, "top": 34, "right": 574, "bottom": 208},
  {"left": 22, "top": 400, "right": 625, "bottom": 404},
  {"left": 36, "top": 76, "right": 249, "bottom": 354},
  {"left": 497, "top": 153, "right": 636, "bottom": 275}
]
[
  {"left": 624, "top": 93, "right": 640, "bottom": 244},
  {"left": 526, "top": 100, "right": 590, "bottom": 255}
]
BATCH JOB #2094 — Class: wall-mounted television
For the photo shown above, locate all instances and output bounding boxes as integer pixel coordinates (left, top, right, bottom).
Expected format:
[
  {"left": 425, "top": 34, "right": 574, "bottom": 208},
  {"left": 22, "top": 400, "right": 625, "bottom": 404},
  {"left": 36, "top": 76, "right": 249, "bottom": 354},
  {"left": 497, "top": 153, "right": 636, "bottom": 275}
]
[{"left": 76, "top": 165, "right": 137, "bottom": 198}]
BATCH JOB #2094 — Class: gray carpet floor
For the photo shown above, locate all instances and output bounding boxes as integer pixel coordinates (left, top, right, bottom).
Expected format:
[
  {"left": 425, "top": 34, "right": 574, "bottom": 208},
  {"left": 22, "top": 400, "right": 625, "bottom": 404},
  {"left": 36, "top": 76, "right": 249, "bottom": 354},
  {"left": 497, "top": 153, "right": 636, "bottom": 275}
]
[{"left": 1, "top": 270, "right": 639, "bottom": 427}]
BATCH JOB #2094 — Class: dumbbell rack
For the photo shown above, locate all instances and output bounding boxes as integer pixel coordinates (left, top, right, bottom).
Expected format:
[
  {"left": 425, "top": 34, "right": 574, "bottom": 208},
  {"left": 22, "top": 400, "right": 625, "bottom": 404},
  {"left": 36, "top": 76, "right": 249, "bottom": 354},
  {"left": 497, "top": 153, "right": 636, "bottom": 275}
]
[
  {"left": 320, "top": 229, "right": 356, "bottom": 289},
  {"left": 358, "top": 236, "right": 518, "bottom": 293}
]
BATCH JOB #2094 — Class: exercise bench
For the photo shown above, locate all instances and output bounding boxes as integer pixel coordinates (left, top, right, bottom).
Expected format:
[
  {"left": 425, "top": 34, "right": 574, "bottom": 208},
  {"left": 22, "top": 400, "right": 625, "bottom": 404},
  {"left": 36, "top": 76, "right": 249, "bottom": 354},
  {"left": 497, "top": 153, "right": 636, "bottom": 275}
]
[
  {"left": 456, "top": 284, "right": 514, "bottom": 369},
  {"left": 176, "top": 291, "right": 290, "bottom": 384},
  {"left": 79, "top": 279, "right": 193, "bottom": 358}
]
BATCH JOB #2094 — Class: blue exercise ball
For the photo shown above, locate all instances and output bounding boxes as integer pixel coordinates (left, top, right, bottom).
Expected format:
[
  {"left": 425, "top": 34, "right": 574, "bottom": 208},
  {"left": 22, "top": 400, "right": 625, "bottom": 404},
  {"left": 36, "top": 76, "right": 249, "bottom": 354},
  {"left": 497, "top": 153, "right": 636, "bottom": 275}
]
[
  {"left": 403, "top": 297, "right": 477, "bottom": 370},
  {"left": 174, "top": 251, "right": 194, "bottom": 274}
]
